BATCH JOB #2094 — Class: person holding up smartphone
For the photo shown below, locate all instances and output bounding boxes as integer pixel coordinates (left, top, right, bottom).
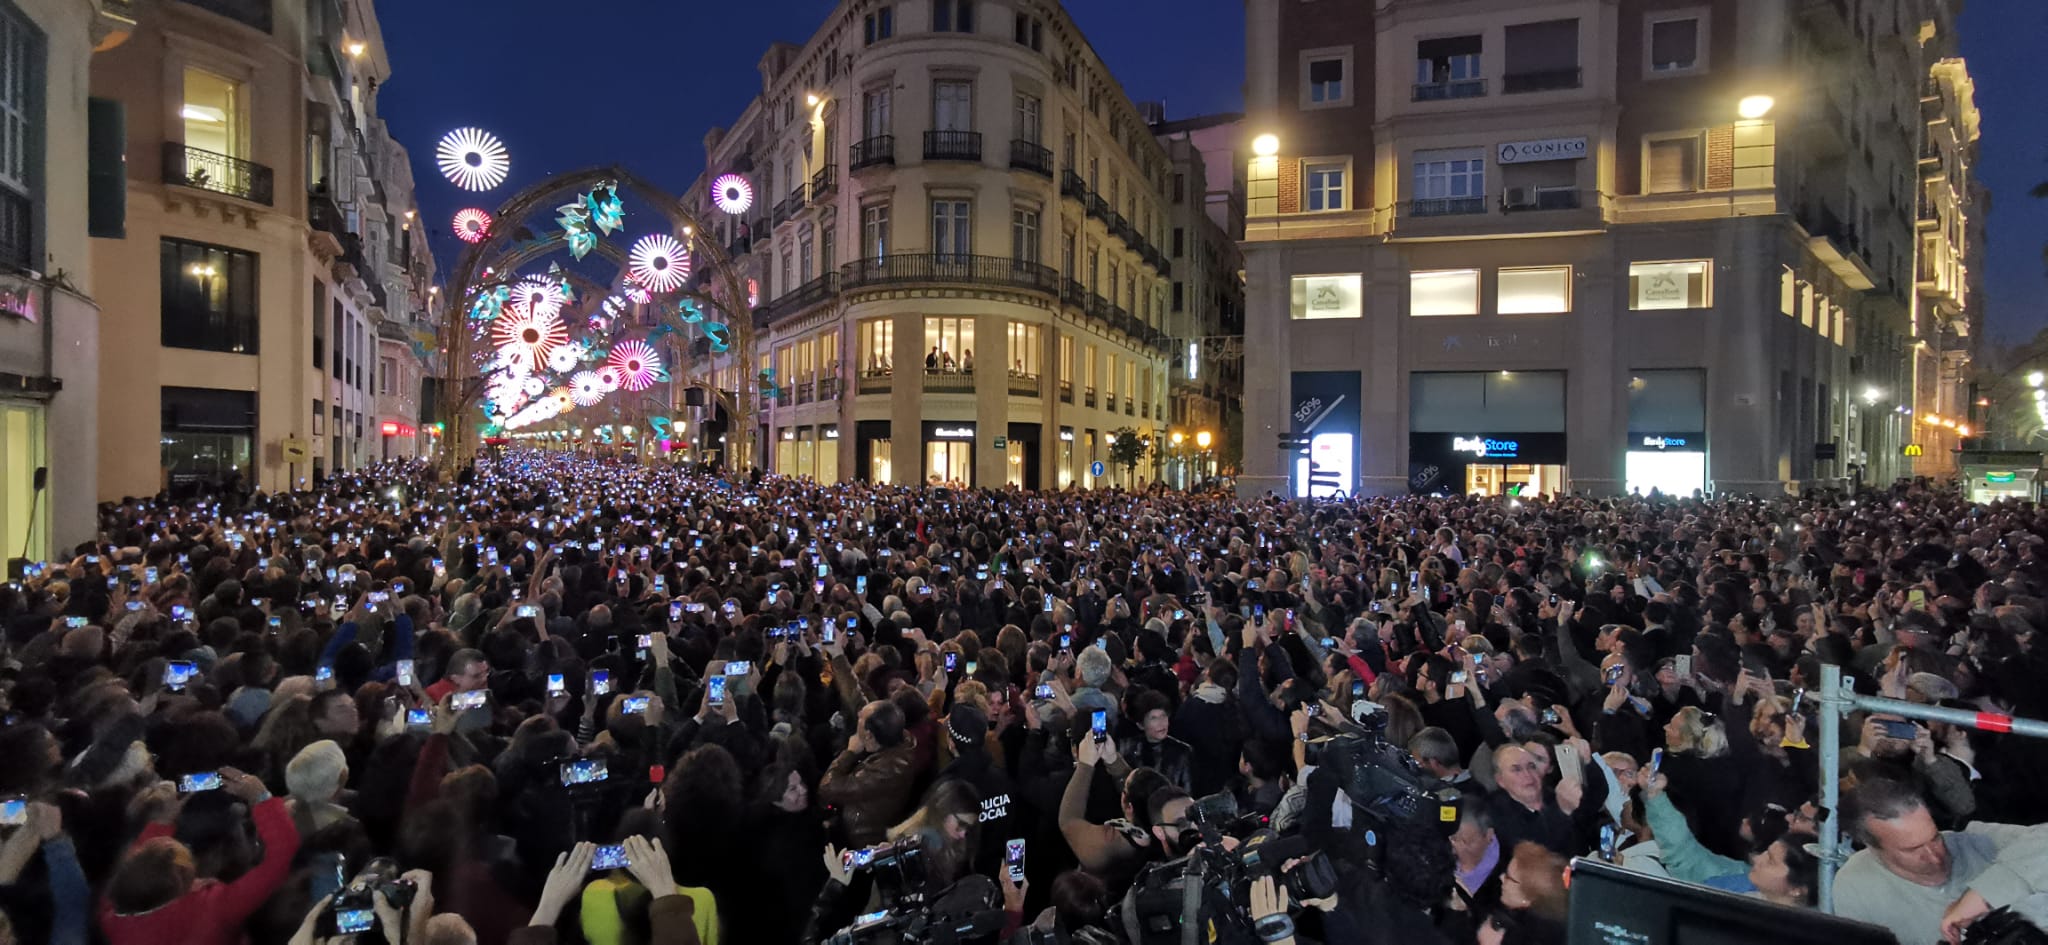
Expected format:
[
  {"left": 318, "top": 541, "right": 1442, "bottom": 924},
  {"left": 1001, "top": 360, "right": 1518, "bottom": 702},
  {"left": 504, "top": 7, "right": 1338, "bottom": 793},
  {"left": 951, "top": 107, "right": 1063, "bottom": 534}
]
[{"left": 100, "top": 767, "right": 299, "bottom": 945}]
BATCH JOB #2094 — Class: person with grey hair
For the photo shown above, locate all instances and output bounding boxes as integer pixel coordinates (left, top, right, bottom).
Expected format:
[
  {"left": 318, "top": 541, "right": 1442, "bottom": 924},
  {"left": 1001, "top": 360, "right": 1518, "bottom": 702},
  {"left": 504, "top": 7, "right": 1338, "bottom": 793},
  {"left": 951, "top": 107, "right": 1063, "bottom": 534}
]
[
  {"left": 1070, "top": 645, "right": 1119, "bottom": 728},
  {"left": 1835, "top": 778, "right": 2038, "bottom": 945},
  {"left": 1409, "top": 726, "right": 1479, "bottom": 795}
]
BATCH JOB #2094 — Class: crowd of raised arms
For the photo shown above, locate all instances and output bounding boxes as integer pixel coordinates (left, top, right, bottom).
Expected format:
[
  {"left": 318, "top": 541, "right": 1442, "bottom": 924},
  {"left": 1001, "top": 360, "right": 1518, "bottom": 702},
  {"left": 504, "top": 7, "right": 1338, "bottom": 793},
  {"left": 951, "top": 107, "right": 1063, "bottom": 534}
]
[{"left": 0, "top": 450, "right": 2045, "bottom": 945}]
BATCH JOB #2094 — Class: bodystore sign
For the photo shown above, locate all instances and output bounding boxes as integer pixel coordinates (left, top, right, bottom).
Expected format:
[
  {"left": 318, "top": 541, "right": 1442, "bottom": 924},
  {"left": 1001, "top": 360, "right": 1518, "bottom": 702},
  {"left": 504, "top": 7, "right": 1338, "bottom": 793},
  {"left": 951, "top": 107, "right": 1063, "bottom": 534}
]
[{"left": 1453, "top": 436, "right": 1522, "bottom": 459}]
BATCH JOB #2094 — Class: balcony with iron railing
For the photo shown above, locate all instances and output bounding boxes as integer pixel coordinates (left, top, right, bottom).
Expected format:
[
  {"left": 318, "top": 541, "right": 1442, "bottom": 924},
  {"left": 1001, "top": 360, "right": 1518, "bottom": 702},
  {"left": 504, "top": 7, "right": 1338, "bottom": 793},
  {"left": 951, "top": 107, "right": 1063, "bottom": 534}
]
[
  {"left": 850, "top": 135, "right": 895, "bottom": 171},
  {"left": 1061, "top": 170, "right": 1090, "bottom": 201},
  {"left": 1059, "top": 379, "right": 1074, "bottom": 403},
  {"left": 1413, "top": 78, "right": 1486, "bottom": 101},
  {"left": 1010, "top": 139, "right": 1053, "bottom": 177},
  {"left": 1409, "top": 196, "right": 1488, "bottom": 217},
  {"left": 1502, "top": 68, "right": 1582, "bottom": 94},
  {"left": 1125, "top": 400, "right": 1136, "bottom": 417},
  {"left": 164, "top": 143, "right": 274, "bottom": 206},
  {"left": 759, "top": 272, "right": 839, "bottom": 324},
  {"left": 1008, "top": 372, "right": 1041, "bottom": 398},
  {"left": 924, "top": 130, "right": 983, "bottom": 162},
  {"left": 1084, "top": 387, "right": 1097, "bottom": 408},
  {"left": 857, "top": 371, "right": 892, "bottom": 395},
  {"left": 811, "top": 164, "right": 837, "bottom": 198},
  {"left": 795, "top": 379, "right": 815, "bottom": 404},
  {"left": 1105, "top": 392, "right": 1119, "bottom": 413},
  {"left": 175, "top": 0, "right": 270, "bottom": 32},
  {"left": 839, "top": 253, "right": 1058, "bottom": 295},
  {"left": 924, "top": 369, "right": 976, "bottom": 393},
  {"left": 772, "top": 195, "right": 797, "bottom": 226},
  {"left": 1502, "top": 188, "right": 1584, "bottom": 212},
  {"left": 1086, "top": 194, "right": 1110, "bottom": 221}
]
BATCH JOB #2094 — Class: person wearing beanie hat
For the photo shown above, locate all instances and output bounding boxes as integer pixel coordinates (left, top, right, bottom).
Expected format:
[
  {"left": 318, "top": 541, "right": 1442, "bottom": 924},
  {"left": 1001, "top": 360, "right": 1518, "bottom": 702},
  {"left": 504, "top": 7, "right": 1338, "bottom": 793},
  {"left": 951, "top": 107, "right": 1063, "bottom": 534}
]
[{"left": 933, "top": 703, "right": 1019, "bottom": 878}]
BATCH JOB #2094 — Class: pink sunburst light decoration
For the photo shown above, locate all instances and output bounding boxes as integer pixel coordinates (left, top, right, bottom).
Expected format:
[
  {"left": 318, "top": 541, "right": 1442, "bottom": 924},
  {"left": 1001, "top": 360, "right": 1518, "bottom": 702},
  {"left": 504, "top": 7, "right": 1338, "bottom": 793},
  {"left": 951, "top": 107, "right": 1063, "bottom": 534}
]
[
  {"left": 628, "top": 234, "right": 691, "bottom": 293},
  {"left": 607, "top": 340, "right": 662, "bottom": 392},
  {"left": 452, "top": 209, "right": 494, "bottom": 244}
]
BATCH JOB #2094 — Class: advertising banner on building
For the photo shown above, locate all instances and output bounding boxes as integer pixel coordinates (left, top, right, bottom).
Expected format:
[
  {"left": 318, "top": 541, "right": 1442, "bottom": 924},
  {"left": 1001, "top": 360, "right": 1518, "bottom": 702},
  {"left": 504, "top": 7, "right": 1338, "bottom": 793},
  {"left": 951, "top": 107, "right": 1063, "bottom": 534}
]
[{"left": 1289, "top": 371, "right": 1360, "bottom": 498}]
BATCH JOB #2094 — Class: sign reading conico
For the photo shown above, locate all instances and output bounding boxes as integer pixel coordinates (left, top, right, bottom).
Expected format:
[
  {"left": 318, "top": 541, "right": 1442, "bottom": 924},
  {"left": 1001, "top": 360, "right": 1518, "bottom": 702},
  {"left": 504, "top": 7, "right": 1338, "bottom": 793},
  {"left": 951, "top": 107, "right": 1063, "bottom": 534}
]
[{"left": 1496, "top": 136, "right": 1589, "bottom": 164}]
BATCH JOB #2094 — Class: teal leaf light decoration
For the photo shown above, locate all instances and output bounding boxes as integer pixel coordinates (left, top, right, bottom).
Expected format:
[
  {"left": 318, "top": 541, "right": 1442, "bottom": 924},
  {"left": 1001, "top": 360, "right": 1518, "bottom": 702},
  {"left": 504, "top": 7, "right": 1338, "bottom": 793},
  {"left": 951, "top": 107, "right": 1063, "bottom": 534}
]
[
  {"left": 678, "top": 298, "right": 705, "bottom": 323},
  {"left": 586, "top": 185, "right": 625, "bottom": 235},
  {"left": 703, "top": 321, "right": 731, "bottom": 353},
  {"left": 468, "top": 285, "right": 510, "bottom": 322},
  {"left": 566, "top": 230, "right": 595, "bottom": 260}
]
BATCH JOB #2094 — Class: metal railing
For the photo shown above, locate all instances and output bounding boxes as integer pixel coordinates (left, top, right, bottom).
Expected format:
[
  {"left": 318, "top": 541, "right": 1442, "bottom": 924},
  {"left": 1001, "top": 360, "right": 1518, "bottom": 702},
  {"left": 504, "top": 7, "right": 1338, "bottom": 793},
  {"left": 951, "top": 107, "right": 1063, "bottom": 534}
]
[
  {"left": 811, "top": 164, "right": 837, "bottom": 196},
  {"left": 923, "top": 130, "right": 983, "bottom": 162},
  {"left": 795, "top": 379, "right": 815, "bottom": 404},
  {"left": 1502, "top": 67, "right": 1582, "bottom": 94},
  {"left": 1409, "top": 196, "right": 1488, "bottom": 217},
  {"left": 1061, "top": 169, "right": 1090, "bottom": 200},
  {"left": 772, "top": 196, "right": 795, "bottom": 226},
  {"left": 857, "top": 373, "right": 892, "bottom": 395},
  {"left": 818, "top": 376, "right": 839, "bottom": 400},
  {"left": 759, "top": 272, "right": 838, "bottom": 322},
  {"left": 839, "top": 253, "right": 1058, "bottom": 294},
  {"left": 175, "top": 0, "right": 271, "bottom": 31},
  {"left": 850, "top": 135, "right": 895, "bottom": 170},
  {"left": 1105, "top": 393, "right": 1118, "bottom": 413},
  {"left": 164, "top": 143, "right": 275, "bottom": 205},
  {"left": 1503, "top": 189, "right": 1583, "bottom": 212},
  {"left": 1010, "top": 139, "right": 1053, "bottom": 177},
  {"left": 1008, "top": 373, "right": 1041, "bottom": 397},
  {"left": 923, "top": 370, "right": 976, "bottom": 393},
  {"left": 1086, "top": 194, "right": 1110, "bottom": 221},
  {"left": 1413, "top": 78, "right": 1487, "bottom": 101},
  {"left": 1059, "top": 379, "right": 1074, "bottom": 403},
  {"left": 308, "top": 191, "right": 349, "bottom": 240},
  {"left": 1083, "top": 387, "right": 1097, "bottom": 408}
]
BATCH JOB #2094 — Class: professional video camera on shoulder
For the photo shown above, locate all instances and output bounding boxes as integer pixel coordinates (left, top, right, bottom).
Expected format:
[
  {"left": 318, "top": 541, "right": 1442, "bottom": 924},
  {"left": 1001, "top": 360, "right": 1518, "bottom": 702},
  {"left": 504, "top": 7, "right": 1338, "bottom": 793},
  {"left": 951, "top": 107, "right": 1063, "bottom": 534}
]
[
  {"left": 321, "top": 857, "right": 417, "bottom": 937},
  {"left": 824, "top": 847, "right": 1009, "bottom": 945}
]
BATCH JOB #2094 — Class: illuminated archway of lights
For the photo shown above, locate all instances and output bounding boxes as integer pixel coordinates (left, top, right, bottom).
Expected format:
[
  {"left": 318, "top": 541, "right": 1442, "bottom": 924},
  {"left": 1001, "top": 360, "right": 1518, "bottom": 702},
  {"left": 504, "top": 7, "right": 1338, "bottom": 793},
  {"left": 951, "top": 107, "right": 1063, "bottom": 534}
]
[
  {"left": 510, "top": 278, "right": 567, "bottom": 319},
  {"left": 452, "top": 208, "right": 494, "bottom": 244},
  {"left": 436, "top": 127, "right": 511, "bottom": 191},
  {"left": 711, "top": 174, "right": 754, "bottom": 215},
  {"left": 627, "top": 234, "right": 691, "bottom": 293},
  {"left": 491, "top": 308, "right": 568, "bottom": 370},
  {"left": 607, "top": 339, "right": 663, "bottom": 392}
]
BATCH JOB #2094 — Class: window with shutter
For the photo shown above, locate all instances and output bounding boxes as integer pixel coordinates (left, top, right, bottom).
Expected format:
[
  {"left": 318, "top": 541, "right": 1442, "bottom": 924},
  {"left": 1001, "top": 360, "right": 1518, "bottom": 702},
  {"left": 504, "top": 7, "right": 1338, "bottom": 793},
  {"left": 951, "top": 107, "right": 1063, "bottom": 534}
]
[
  {"left": 1645, "top": 137, "right": 1700, "bottom": 194},
  {"left": 1650, "top": 18, "right": 1701, "bottom": 72}
]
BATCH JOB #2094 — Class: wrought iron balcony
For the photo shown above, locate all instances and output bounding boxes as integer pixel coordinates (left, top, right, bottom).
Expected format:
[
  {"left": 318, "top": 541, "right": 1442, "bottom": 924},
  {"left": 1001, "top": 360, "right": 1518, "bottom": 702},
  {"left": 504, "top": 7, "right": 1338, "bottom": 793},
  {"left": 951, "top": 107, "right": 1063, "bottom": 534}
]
[
  {"left": 1009, "top": 139, "right": 1053, "bottom": 177},
  {"left": 839, "top": 253, "right": 1058, "bottom": 294},
  {"left": 759, "top": 272, "right": 839, "bottom": 322},
  {"left": 923, "top": 130, "right": 983, "bottom": 162},
  {"left": 811, "top": 164, "right": 837, "bottom": 197},
  {"left": 1409, "top": 196, "right": 1488, "bottom": 217},
  {"left": 175, "top": 0, "right": 270, "bottom": 32},
  {"left": 1061, "top": 170, "right": 1090, "bottom": 201},
  {"left": 850, "top": 135, "right": 895, "bottom": 171},
  {"left": 1083, "top": 387, "right": 1096, "bottom": 408},
  {"left": 1413, "top": 78, "right": 1487, "bottom": 101},
  {"left": 164, "top": 143, "right": 274, "bottom": 206},
  {"left": 1059, "top": 379, "right": 1074, "bottom": 403},
  {"left": 1502, "top": 68, "right": 1582, "bottom": 94}
]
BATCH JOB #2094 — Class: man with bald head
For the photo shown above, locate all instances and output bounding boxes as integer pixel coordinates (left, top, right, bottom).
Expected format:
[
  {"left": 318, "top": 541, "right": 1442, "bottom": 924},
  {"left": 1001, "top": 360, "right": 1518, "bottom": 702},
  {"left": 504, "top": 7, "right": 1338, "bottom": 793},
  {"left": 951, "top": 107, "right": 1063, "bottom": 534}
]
[{"left": 1482, "top": 744, "right": 1587, "bottom": 858}]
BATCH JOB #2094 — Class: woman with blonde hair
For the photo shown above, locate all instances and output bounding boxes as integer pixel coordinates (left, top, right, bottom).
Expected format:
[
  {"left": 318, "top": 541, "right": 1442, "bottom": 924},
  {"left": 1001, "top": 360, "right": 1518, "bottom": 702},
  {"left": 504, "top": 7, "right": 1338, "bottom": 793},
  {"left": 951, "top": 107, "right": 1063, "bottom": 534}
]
[
  {"left": 884, "top": 779, "right": 982, "bottom": 890},
  {"left": 1659, "top": 705, "right": 1745, "bottom": 860}
]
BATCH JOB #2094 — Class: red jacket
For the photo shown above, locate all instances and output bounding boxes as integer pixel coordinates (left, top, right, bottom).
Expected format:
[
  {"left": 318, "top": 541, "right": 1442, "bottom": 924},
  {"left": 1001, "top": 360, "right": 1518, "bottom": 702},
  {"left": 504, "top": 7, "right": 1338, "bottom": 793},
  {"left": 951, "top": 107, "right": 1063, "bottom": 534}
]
[{"left": 99, "top": 796, "right": 301, "bottom": 945}]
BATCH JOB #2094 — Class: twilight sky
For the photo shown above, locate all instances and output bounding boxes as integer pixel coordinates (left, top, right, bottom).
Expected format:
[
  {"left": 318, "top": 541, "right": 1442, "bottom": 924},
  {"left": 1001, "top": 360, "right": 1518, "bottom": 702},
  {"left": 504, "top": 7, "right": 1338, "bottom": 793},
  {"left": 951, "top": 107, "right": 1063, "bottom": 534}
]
[{"left": 372, "top": 0, "right": 2043, "bottom": 341}]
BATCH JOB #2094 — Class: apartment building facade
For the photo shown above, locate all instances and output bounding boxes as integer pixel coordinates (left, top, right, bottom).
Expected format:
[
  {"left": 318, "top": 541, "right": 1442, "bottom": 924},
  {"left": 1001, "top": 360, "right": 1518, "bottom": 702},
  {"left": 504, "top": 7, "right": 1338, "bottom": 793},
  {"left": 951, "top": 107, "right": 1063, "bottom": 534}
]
[
  {"left": 685, "top": 0, "right": 1175, "bottom": 489},
  {"left": 1152, "top": 111, "right": 1246, "bottom": 487},
  {"left": 0, "top": 0, "right": 119, "bottom": 564},
  {"left": 1907, "top": 4, "right": 1980, "bottom": 476},
  {"left": 1240, "top": 0, "right": 1951, "bottom": 499},
  {"left": 89, "top": 0, "right": 434, "bottom": 500}
]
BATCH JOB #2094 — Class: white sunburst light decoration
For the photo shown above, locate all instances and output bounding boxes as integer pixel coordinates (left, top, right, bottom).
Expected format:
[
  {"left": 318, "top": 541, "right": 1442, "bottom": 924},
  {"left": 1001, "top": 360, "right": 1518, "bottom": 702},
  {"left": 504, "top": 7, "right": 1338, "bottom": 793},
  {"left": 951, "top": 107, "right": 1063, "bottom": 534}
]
[
  {"left": 570, "top": 371, "right": 607, "bottom": 407},
  {"left": 436, "top": 127, "right": 511, "bottom": 191},
  {"left": 627, "top": 234, "right": 691, "bottom": 293},
  {"left": 711, "top": 174, "right": 754, "bottom": 215},
  {"left": 546, "top": 342, "right": 585, "bottom": 374},
  {"left": 510, "top": 278, "right": 567, "bottom": 319}
]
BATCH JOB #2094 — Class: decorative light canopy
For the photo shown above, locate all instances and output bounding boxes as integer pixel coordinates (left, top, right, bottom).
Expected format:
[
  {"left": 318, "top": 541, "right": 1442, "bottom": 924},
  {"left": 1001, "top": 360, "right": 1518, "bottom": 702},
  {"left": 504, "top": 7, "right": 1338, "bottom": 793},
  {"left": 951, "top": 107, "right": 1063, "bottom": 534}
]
[
  {"left": 452, "top": 208, "right": 494, "bottom": 243},
  {"left": 546, "top": 342, "right": 585, "bottom": 374},
  {"left": 491, "top": 308, "right": 568, "bottom": 369},
  {"left": 437, "top": 127, "right": 511, "bottom": 191},
  {"left": 607, "top": 340, "right": 663, "bottom": 392},
  {"left": 711, "top": 174, "right": 754, "bottom": 215},
  {"left": 627, "top": 234, "right": 691, "bottom": 293}
]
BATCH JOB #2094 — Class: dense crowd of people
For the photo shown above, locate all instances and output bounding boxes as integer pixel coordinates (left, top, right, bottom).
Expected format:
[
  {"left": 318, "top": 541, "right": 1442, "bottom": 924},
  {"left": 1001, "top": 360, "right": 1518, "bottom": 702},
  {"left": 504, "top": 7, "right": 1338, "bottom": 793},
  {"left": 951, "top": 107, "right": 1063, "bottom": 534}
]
[{"left": 0, "top": 451, "right": 2044, "bottom": 945}]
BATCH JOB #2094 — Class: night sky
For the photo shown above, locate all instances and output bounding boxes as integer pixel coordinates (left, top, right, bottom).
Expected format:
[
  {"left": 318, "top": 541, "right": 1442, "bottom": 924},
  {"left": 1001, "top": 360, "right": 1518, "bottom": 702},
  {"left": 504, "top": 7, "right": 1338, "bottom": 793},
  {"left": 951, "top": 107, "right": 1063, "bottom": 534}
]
[{"left": 372, "top": 0, "right": 2045, "bottom": 343}]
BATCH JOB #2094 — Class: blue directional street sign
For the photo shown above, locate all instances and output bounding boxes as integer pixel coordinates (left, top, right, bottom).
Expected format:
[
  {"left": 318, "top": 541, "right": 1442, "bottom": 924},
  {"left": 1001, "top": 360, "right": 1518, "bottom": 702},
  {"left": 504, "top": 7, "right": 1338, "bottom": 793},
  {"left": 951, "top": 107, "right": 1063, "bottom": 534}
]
[{"left": 1090, "top": 461, "right": 1106, "bottom": 477}]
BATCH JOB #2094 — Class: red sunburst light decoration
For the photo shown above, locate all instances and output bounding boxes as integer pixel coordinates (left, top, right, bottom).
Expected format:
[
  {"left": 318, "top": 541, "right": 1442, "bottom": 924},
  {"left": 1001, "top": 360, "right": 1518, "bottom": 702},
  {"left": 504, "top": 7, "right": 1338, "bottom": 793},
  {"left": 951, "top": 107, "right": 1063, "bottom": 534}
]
[
  {"left": 492, "top": 309, "right": 568, "bottom": 369},
  {"left": 453, "top": 209, "right": 494, "bottom": 244}
]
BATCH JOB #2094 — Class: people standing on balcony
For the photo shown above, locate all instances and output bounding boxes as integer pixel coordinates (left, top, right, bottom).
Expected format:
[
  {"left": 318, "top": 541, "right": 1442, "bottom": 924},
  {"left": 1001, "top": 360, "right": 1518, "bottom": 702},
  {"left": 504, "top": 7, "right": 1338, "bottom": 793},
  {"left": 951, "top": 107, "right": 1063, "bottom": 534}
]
[
  {"left": 962, "top": 350, "right": 974, "bottom": 374},
  {"left": 927, "top": 347, "right": 941, "bottom": 371}
]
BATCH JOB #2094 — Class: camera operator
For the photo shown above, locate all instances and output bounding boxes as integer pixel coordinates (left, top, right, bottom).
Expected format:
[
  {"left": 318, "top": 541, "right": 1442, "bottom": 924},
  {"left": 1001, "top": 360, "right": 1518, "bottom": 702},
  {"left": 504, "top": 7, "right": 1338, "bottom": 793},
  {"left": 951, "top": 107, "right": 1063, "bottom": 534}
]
[{"left": 285, "top": 862, "right": 443, "bottom": 945}]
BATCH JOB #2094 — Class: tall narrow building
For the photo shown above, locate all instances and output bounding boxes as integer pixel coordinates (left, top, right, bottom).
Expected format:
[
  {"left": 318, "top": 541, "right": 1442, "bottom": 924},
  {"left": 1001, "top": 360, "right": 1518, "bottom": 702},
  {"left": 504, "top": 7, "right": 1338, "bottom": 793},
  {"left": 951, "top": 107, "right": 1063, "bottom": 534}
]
[
  {"left": 89, "top": 0, "right": 437, "bottom": 500},
  {"left": 1239, "top": 0, "right": 1959, "bottom": 498}
]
